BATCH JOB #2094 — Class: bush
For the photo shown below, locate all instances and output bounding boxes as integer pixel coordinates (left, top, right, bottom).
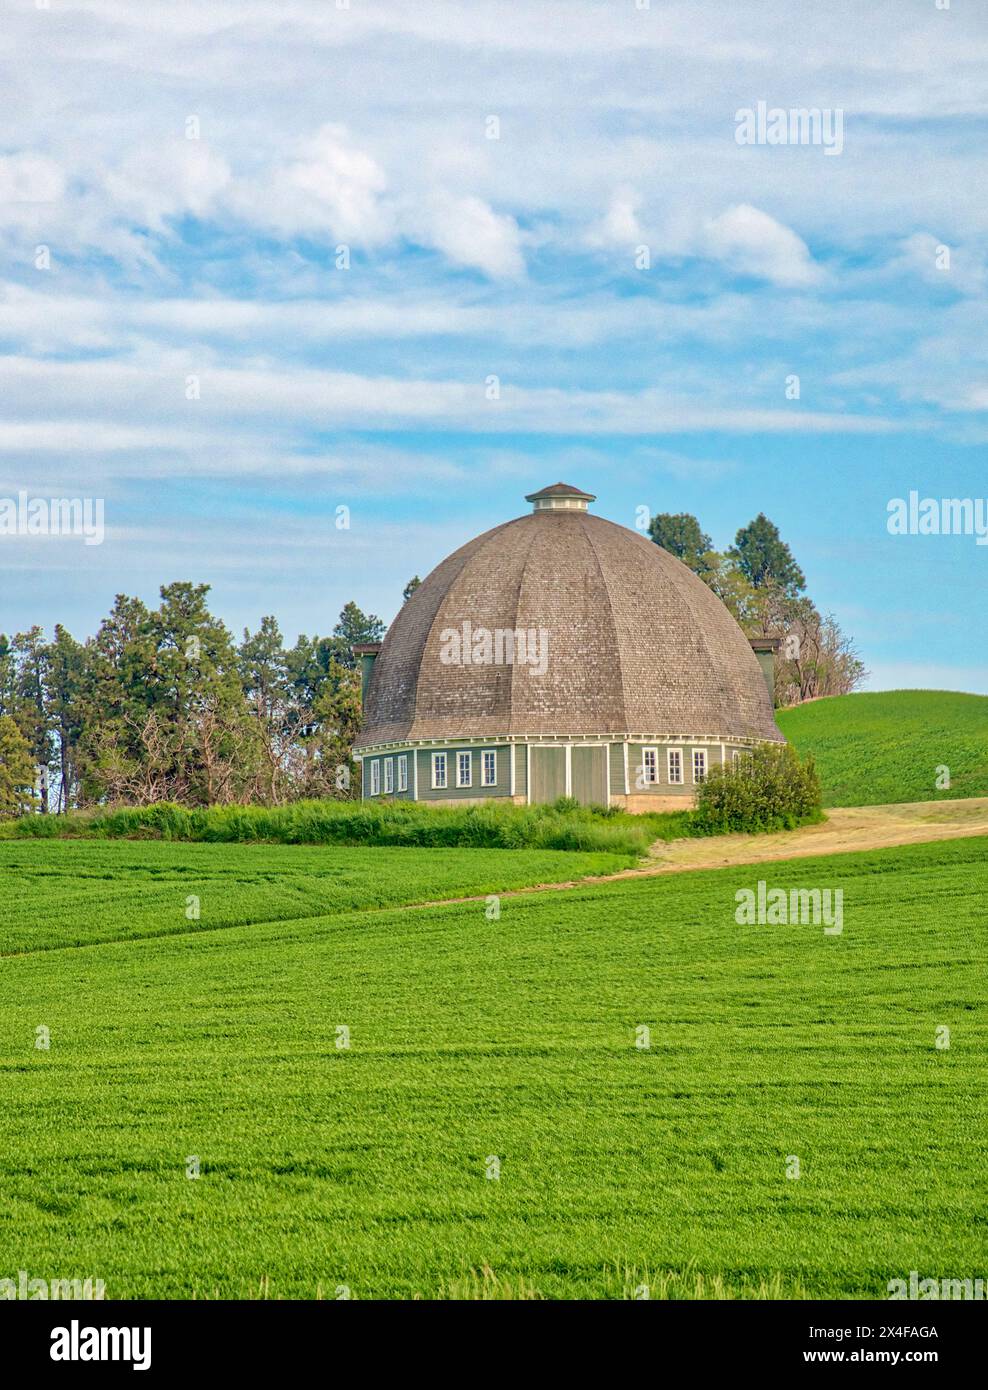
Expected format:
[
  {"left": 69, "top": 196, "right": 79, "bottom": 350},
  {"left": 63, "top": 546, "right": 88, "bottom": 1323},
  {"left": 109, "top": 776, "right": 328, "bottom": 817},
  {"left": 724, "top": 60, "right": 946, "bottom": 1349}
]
[{"left": 692, "top": 743, "right": 823, "bottom": 834}]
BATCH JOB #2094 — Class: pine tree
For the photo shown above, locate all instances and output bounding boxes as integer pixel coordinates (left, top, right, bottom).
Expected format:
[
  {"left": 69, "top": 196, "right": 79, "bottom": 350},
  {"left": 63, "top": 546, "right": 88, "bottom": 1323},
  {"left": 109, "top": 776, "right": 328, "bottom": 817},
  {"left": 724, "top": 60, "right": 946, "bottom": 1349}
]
[
  {"left": 729, "top": 514, "right": 806, "bottom": 595},
  {"left": 0, "top": 714, "right": 36, "bottom": 817}
]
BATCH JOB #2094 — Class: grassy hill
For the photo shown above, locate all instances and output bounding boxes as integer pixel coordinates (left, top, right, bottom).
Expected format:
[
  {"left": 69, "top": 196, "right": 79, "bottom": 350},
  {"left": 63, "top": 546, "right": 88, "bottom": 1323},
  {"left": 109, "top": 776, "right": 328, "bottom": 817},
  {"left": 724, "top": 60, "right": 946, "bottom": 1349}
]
[
  {"left": 777, "top": 689, "right": 988, "bottom": 807},
  {"left": 2, "top": 834, "right": 987, "bottom": 1298}
]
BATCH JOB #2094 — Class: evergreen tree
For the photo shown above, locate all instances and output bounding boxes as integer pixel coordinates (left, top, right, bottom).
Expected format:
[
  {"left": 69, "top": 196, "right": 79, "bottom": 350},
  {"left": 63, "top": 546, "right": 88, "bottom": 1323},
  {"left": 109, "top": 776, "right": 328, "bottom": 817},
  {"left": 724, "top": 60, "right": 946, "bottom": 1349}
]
[
  {"left": 330, "top": 601, "right": 385, "bottom": 669},
  {"left": 0, "top": 714, "right": 36, "bottom": 817},
  {"left": 729, "top": 514, "right": 806, "bottom": 595},
  {"left": 46, "top": 625, "right": 88, "bottom": 812},
  {"left": 11, "top": 628, "right": 51, "bottom": 811},
  {"left": 648, "top": 512, "right": 715, "bottom": 577}
]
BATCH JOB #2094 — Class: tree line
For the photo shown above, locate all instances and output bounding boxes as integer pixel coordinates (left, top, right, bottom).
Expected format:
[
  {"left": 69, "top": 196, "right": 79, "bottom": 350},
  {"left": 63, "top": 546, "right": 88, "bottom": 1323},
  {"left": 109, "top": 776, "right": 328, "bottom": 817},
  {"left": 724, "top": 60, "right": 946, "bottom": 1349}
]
[
  {"left": 647, "top": 510, "right": 866, "bottom": 705},
  {"left": 0, "top": 583, "right": 383, "bottom": 816}
]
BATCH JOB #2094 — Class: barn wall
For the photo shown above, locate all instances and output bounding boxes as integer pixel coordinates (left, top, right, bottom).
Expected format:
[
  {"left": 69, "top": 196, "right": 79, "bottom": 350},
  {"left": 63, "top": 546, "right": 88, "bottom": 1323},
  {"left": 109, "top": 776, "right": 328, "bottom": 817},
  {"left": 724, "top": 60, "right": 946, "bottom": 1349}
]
[
  {"left": 608, "top": 742, "right": 626, "bottom": 796},
  {"left": 413, "top": 746, "right": 512, "bottom": 801}
]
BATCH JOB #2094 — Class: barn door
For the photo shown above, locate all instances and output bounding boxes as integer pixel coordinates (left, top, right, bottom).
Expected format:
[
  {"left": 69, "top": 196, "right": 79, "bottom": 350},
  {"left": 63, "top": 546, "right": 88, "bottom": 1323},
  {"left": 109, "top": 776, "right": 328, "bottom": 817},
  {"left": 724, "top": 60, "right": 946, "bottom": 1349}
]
[
  {"left": 570, "top": 745, "right": 608, "bottom": 806},
  {"left": 530, "top": 746, "right": 566, "bottom": 804}
]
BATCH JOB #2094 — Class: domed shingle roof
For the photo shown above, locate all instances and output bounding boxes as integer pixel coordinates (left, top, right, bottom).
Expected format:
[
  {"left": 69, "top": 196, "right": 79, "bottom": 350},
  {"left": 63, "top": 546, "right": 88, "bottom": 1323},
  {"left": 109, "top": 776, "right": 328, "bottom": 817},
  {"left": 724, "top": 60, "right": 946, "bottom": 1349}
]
[{"left": 355, "top": 495, "right": 783, "bottom": 748}]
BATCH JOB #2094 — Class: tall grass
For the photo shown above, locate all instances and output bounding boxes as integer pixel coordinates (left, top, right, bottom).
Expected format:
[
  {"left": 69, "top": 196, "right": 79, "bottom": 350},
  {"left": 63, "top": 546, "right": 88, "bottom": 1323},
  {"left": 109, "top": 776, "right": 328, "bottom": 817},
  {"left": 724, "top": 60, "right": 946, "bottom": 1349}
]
[
  {"left": 5, "top": 770, "right": 823, "bottom": 851},
  {"left": 11, "top": 797, "right": 682, "bottom": 856}
]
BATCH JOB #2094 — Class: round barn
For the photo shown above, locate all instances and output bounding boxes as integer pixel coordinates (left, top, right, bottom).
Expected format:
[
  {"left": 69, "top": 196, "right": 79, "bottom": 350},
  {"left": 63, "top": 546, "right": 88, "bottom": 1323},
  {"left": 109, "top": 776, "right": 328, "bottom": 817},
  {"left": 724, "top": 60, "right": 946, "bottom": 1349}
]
[{"left": 353, "top": 483, "right": 784, "bottom": 809}]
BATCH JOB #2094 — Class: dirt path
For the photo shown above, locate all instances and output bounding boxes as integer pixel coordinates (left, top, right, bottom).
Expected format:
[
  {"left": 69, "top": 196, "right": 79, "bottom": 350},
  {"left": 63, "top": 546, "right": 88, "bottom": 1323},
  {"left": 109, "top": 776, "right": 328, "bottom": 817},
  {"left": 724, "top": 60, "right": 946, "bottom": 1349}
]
[
  {"left": 644, "top": 796, "right": 988, "bottom": 872},
  {"left": 408, "top": 797, "right": 988, "bottom": 910}
]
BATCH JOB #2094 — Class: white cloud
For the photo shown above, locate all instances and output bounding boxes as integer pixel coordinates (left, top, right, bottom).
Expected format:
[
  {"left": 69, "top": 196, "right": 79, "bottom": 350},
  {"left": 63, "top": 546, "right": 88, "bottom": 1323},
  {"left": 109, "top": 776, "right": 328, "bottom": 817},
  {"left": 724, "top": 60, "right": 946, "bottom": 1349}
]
[
  {"left": 703, "top": 204, "right": 822, "bottom": 288},
  {"left": 419, "top": 192, "right": 525, "bottom": 278},
  {"left": 0, "top": 353, "right": 904, "bottom": 441},
  {"left": 888, "top": 232, "right": 984, "bottom": 296},
  {"left": 227, "top": 126, "right": 521, "bottom": 274},
  {"left": 0, "top": 421, "right": 227, "bottom": 454},
  {"left": 105, "top": 141, "right": 231, "bottom": 231},
  {"left": 0, "top": 152, "right": 65, "bottom": 207},
  {"left": 587, "top": 192, "right": 645, "bottom": 249},
  {"left": 254, "top": 123, "right": 392, "bottom": 244}
]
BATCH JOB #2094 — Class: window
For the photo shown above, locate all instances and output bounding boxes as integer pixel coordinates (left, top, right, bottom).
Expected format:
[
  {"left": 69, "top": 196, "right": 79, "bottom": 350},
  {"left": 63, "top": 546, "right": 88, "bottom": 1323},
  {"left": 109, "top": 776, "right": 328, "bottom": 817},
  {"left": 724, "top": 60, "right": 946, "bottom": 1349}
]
[
  {"left": 456, "top": 751, "right": 472, "bottom": 787},
  {"left": 432, "top": 752, "right": 447, "bottom": 789},
  {"left": 641, "top": 747, "right": 658, "bottom": 784},
  {"left": 397, "top": 755, "right": 408, "bottom": 792},
  {"left": 693, "top": 749, "right": 707, "bottom": 784},
  {"left": 667, "top": 749, "right": 683, "bottom": 785},
  {"left": 732, "top": 750, "right": 741, "bottom": 767},
  {"left": 384, "top": 758, "right": 394, "bottom": 794},
  {"left": 370, "top": 760, "right": 381, "bottom": 796},
  {"left": 482, "top": 750, "right": 497, "bottom": 787}
]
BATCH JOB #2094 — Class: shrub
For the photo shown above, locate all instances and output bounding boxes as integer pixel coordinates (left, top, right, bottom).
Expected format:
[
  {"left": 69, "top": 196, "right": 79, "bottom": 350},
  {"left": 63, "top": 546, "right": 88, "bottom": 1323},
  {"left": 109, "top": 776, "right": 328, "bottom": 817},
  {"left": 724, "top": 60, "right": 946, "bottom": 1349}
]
[{"left": 692, "top": 743, "right": 823, "bottom": 834}]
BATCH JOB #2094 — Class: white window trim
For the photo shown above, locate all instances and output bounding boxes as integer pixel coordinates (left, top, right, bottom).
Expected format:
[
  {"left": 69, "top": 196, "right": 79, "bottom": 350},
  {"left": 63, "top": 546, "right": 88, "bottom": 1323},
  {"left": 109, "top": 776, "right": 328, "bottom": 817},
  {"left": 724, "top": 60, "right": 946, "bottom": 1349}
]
[
  {"left": 667, "top": 748, "right": 683, "bottom": 785},
  {"left": 397, "top": 754, "right": 408, "bottom": 792},
  {"left": 641, "top": 746, "right": 658, "bottom": 785},
  {"left": 732, "top": 749, "right": 741, "bottom": 767},
  {"left": 456, "top": 750, "right": 472, "bottom": 788},
  {"left": 384, "top": 757, "right": 394, "bottom": 794},
  {"left": 370, "top": 760, "right": 381, "bottom": 796},
  {"left": 481, "top": 749, "right": 497, "bottom": 787},
  {"left": 432, "top": 752, "right": 447, "bottom": 790},
  {"left": 692, "top": 749, "right": 707, "bottom": 784}
]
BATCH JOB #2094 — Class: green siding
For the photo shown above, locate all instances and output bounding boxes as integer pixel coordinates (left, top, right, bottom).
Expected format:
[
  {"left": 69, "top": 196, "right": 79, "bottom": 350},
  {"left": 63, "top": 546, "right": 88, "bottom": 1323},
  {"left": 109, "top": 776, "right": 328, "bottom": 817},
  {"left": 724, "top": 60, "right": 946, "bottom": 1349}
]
[
  {"left": 626, "top": 742, "right": 743, "bottom": 797},
  {"left": 362, "top": 740, "right": 755, "bottom": 802},
  {"left": 361, "top": 753, "right": 414, "bottom": 801},
  {"left": 609, "top": 742, "right": 626, "bottom": 796},
  {"left": 358, "top": 652, "right": 377, "bottom": 703},
  {"left": 413, "top": 746, "right": 512, "bottom": 801},
  {"left": 753, "top": 649, "right": 775, "bottom": 699}
]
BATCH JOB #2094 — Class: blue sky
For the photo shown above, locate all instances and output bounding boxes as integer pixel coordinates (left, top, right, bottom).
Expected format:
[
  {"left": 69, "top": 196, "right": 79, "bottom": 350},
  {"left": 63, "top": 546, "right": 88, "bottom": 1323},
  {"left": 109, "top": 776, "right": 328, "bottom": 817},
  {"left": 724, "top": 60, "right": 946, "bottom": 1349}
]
[{"left": 1, "top": 0, "right": 987, "bottom": 690}]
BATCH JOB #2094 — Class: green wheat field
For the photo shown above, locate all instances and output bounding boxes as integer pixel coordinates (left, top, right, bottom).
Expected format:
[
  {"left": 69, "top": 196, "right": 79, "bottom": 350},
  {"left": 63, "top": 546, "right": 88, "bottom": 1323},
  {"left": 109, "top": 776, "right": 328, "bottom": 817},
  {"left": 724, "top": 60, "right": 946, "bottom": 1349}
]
[
  {"left": 2, "top": 834, "right": 986, "bottom": 1299},
  {"left": 778, "top": 690, "right": 988, "bottom": 806}
]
